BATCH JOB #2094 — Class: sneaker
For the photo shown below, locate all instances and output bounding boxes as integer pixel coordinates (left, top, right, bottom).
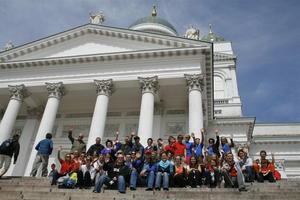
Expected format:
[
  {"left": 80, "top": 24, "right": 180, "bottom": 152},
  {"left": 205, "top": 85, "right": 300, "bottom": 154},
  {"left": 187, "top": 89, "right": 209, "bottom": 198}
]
[
  {"left": 163, "top": 188, "right": 169, "bottom": 191},
  {"left": 155, "top": 187, "right": 160, "bottom": 191},
  {"left": 146, "top": 188, "right": 153, "bottom": 191}
]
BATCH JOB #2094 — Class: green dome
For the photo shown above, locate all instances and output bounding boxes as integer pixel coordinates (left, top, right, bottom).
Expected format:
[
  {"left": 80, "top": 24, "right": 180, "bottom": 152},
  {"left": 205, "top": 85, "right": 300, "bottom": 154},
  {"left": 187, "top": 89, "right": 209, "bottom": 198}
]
[
  {"left": 128, "top": 6, "right": 178, "bottom": 36},
  {"left": 202, "top": 24, "right": 226, "bottom": 42},
  {"left": 129, "top": 16, "right": 178, "bottom": 35}
]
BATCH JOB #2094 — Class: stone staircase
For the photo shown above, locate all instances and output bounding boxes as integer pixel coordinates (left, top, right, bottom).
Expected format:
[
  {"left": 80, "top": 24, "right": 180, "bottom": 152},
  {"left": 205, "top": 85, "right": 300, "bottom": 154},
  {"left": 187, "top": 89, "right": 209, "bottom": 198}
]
[{"left": 0, "top": 177, "right": 300, "bottom": 200}]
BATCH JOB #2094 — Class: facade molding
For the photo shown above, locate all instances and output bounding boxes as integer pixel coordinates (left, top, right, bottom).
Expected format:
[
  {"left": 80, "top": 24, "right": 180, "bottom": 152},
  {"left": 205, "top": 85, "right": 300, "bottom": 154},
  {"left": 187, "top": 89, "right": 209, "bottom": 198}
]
[
  {"left": 214, "top": 52, "right": 236, "bottom": 62},
  {"left": 0, "top": 24, "right": 212, "bottom": 63},
  {"left": 0, "top": 47, "right": 209, "bottom": 69}
]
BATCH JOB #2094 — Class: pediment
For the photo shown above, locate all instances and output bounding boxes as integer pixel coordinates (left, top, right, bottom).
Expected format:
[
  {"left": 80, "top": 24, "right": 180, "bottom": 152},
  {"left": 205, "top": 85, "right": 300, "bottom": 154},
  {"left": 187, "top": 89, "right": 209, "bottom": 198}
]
[{"left": 0, "top": 24, "right": 210, "bottom": 62}]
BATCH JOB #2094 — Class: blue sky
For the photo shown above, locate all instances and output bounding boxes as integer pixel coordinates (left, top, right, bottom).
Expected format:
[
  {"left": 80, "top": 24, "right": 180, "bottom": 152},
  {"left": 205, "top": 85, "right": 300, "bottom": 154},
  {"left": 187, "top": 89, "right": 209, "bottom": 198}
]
[{"left": 0, "top": 0, "right": 299, "bottom": 122}]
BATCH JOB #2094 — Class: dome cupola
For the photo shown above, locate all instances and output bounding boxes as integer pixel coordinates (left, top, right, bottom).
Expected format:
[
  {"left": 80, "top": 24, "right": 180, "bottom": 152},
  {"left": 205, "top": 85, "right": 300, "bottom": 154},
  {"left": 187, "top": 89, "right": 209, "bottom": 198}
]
[
  {"left": 202, "top": 24, "right": 226, "bottom": 43},
  {"left": 129, "top": 6, "right": 178, "bottom": 36}
]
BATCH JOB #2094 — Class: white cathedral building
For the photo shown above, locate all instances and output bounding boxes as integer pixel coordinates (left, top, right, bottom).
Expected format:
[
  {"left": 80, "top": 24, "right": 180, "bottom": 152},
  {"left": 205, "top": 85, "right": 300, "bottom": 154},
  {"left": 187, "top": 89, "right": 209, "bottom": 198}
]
[{"left": 0, "top": 7, "right": 299, "bottom": 178}]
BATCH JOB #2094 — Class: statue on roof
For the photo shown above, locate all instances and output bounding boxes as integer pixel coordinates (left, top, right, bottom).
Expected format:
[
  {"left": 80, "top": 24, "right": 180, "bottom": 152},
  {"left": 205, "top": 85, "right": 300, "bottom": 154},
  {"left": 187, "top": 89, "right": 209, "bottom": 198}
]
[
  {"left": 151, "top": 5, "right": 157, "bottom": 17},
  {"left": 184, "top": 25, "right": 200, "bottom": 40},
  {"left": 89, "top": 12, "right": 105, "bottom": 25},
  {"left": 4, "top": 40, "right": 14, "bottom": 51}
]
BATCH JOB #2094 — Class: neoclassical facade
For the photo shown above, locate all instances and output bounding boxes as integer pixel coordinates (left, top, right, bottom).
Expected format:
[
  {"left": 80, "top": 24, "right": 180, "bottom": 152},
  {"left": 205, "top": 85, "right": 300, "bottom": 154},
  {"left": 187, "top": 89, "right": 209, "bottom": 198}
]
[{"left": 0, "top": 8, "right": 299, "bottom": 178}]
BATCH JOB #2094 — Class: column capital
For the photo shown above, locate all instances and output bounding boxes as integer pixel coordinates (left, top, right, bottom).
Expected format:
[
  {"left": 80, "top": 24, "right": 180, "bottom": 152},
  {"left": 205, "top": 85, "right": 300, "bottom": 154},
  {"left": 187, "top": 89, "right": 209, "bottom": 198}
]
[
  {"left": 45, "top": 82, "right": 65, "bottom": 99},
  {"left": 94, "top": 79, "right": 114, "bottom": 96},
  {"left": 184, "top": 74, "right": 204, "bottom": 92},
  {"left": 138, "top": 76, "right": 159, "bottom": 94},
  {"left": 8, "top": 84, "right": 29, "bottom": 101}
]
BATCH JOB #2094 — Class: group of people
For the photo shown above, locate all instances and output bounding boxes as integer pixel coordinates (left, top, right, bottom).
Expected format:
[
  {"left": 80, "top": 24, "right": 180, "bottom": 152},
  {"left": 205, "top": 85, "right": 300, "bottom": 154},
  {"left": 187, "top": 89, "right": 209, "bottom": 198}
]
[{"left": 0, "top": 128, "right": 280, "bottom": 194}]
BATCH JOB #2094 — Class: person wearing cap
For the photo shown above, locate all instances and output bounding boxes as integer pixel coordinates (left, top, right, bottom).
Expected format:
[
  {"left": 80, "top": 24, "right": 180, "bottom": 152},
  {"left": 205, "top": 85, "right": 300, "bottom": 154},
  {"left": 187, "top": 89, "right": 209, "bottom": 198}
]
[
  {"left": 0, "top": 134, "right": 20, "bottom": 178},
  {"left": 68, "top": 129, "right": 86, "bottom": 154},
  {"left": 132, "top": 136, "right": 144, "bottom": 157}
]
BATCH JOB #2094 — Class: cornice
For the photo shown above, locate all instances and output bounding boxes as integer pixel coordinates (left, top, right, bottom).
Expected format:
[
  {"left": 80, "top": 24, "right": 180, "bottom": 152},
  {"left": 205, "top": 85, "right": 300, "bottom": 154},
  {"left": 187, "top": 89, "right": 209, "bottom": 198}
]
[
  {"left": 214, "top": 52, "right": 236, "bottom": 62},
  {"left": 0, "top": 47, "right": 210, "bottom": 70},
  {"left": 212, "top": 116, "right": 256, "bottom": 142},
  {"left": 0, "top": 24, "right": 211, "bottom": 63}
]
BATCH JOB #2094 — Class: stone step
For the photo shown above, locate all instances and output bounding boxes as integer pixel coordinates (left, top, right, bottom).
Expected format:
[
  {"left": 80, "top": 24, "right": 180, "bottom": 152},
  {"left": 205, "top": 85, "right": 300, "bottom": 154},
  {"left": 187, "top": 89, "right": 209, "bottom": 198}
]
[
  {"left": 1, "top": 177, "right": 300, "bottom": 200},
  {"left": 1, "top": 192, "right": 300, "bottom": 200},
  {"left": 0, "top": 185, "right": 51, "bottom": 192},
  {"left": 2, "top": 192, "right": 299, "bottom": 200}
]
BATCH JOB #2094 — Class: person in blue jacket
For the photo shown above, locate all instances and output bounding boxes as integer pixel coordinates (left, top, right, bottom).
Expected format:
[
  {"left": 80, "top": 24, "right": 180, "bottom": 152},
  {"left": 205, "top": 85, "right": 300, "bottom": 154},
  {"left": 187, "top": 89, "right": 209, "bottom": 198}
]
[
  {"left": 155, "top": 152, "right": 173, "bottom": 191},
  {"left": 30, "top": 133, "right": 53, "bottom": 177}
]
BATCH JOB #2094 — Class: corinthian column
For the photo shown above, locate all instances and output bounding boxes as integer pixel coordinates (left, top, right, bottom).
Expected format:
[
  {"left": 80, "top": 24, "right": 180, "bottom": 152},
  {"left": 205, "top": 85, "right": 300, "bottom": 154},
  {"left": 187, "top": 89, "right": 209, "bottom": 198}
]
[
  {"left": 0, "top": 84, "right": 28, "bottom": 143},
  {"left": 185, "top": 74, "right": 204, "bottom": 139},
  {"left": 137, "top": 76, "right": 158, "bottom": 146},
  {"left": 25, "top": 82, "right": 64, "bottom": 176},
  {"left": 87, "top": 79, "right": 113, "bottom": 149},
  {"left": 13, "top": 106, "right": 43, "bottom": 176}
]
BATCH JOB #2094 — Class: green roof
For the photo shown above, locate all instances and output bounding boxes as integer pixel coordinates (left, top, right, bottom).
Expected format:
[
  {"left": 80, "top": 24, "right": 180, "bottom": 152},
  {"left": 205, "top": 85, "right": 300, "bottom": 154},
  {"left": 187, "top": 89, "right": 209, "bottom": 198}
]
[
  {"left": 202, "top": 32, "right": 226, "bottom": 43},
  {"left": 129, "top": 16, "right": 178, "bottom": 35}
]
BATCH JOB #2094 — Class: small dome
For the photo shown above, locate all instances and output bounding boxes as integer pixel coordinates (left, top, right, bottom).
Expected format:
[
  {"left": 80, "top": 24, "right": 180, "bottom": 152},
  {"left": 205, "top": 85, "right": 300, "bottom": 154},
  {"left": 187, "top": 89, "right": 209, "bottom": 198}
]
[
  {"left": 129, "top": 6, "right": 178, "bottom": 36},
  {"left": 202, "top": 24, "right": 226, "bottom": 43}
]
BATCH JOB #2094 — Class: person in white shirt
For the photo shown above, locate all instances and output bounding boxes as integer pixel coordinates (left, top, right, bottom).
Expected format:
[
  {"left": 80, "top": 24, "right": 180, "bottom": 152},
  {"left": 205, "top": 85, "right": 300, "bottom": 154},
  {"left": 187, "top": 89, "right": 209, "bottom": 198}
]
[
  {"left": 237, "top": 149, "right": 254, "bottom": 182},
  {"left": 77, "top": 156, "right": 96, "bottom": 188}
]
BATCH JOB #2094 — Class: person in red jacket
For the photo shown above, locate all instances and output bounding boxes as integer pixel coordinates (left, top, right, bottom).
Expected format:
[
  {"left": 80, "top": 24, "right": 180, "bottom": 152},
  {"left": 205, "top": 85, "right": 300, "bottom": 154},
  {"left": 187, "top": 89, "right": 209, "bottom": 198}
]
[
  {"left": 51, "top": 146, "right": 75, "bottom": 185},
  {"left": 164, "top": 136, "right": 176, "bottom": 156},
  {"left": 254, "top": 150, "right": 276, "bottom": 183},
  {"left": 173, "top": 135, "right": 186, "bottom": 158}
]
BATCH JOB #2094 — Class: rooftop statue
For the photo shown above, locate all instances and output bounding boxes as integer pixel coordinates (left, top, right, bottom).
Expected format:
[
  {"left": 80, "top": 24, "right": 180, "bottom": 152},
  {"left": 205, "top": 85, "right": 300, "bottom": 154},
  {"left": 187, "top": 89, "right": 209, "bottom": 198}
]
[
  {"left": 4, "top": 40, "right": 14, "bottom": 51},
  {"left": 184, "top": 25, "right": 200, "bottom": 40},
  {"left": 89, "top": 12, "right": 105, "bottom": 25}
]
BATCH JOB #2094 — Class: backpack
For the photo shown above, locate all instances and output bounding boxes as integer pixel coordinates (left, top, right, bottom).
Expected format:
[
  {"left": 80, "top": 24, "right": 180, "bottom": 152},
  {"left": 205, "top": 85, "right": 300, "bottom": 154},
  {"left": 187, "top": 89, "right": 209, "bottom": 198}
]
[{"left": 0, "top": 139, "right": 13, "bottom": 153}]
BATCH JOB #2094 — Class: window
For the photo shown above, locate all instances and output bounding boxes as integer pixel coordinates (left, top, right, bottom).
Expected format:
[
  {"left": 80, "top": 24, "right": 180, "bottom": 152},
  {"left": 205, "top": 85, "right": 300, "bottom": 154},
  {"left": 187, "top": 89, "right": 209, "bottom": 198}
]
[{"left": 214, "top": 76, "right": 225, "bottom": 98}]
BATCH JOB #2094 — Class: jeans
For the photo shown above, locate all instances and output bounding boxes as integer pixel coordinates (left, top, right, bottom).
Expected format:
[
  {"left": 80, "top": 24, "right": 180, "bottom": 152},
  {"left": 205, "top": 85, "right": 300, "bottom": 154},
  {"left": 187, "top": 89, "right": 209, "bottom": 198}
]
[
  {"left": 155, "top": 172, "right": 169, "bottom": 189},
  {"left": 130, "top": 170, "right": 138, "bottom": 188},
  {"left": 146, "top": 171, "right": 155, "bottom": 189},
  {"left": 244, "top": 166, "right": 255, "bottom": 181},
  {"left": 94, "top": 175, "right": 126, "bottom": 193}
]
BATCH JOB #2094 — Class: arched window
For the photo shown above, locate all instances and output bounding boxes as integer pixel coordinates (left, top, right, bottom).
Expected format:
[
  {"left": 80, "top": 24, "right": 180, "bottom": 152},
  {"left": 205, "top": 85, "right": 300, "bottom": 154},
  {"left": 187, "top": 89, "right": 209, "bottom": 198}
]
[{"left": 214, "top": 75, "right": 225, "bottom": 98}]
